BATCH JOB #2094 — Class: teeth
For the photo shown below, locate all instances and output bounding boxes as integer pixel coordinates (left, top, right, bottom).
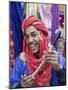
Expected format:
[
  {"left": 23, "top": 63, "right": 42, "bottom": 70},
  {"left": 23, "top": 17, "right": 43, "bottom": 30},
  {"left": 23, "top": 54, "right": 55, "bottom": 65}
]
[
  {"left": 29, "top": 44, "right": 35, "bottom": 47},
  {"left": 29, "top": 44, "right": 36, "bottom": 50}
]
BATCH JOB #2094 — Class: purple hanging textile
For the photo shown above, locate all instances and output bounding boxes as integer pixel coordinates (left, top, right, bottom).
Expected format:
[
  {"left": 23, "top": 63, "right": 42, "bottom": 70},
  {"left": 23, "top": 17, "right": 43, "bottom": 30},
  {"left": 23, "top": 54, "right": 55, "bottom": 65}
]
[{"left": 51, "top": 5, "right": 59, "bottom": 44}]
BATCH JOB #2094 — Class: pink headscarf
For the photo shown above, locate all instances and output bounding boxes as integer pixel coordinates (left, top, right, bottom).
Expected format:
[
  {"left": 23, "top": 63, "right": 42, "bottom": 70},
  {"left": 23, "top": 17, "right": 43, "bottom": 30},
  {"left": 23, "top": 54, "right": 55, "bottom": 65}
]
[{"left": 21, "top": 16, "right": 52, "bottom": 86}]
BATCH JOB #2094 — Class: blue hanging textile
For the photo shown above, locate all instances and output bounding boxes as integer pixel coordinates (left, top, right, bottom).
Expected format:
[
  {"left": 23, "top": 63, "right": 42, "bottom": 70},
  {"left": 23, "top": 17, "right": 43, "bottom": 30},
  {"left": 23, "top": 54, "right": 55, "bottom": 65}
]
[{"left": 9, "top": 2, "right": 24, "bottom": 56}]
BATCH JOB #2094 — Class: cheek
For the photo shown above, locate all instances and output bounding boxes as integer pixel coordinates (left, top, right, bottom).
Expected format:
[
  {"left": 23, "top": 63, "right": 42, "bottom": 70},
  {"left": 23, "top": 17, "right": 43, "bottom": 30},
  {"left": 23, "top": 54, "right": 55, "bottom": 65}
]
[
  {"left": 35, "top": 34, "right": 40, "bottom": 41},
  {"left": 25, "top": 39, "right": 29, "bottom": 46},
  {"left": 35, "top": 37, "right": 40, "bottom": 48},
  {"left": 34, "top": 36, "right": 40, "bottom": 44}
]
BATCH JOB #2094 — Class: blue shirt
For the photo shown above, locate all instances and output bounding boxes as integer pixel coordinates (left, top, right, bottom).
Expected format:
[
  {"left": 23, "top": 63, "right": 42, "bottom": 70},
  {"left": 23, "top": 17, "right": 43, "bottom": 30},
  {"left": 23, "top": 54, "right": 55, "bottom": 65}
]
[{"left": 10, "top": 53, "right": 66, "bottom": 88}]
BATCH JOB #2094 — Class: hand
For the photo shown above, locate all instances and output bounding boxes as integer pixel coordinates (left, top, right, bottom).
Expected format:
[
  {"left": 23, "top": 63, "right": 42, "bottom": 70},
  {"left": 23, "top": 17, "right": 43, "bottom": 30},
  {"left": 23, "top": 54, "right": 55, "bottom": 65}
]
[
  {"left": 21, "top": 75, "right": 34, "bottom": 87},
  {"left": 43, "top": 47, "right": 60, "bottom": 71}
]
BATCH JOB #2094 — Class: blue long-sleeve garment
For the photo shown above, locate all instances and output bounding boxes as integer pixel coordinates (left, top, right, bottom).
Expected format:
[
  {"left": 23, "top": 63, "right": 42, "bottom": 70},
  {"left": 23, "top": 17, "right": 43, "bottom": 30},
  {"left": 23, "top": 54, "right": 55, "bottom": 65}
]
[{"left": 10, "top": 53, "right": 66, "bottom": 88}]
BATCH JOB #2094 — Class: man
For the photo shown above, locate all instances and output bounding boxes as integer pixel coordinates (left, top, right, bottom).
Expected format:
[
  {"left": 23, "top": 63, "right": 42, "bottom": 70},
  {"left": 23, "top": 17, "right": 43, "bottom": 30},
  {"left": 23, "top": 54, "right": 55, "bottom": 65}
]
[{"left": 10, "top": 16, "right": 66, "bottom": 88}]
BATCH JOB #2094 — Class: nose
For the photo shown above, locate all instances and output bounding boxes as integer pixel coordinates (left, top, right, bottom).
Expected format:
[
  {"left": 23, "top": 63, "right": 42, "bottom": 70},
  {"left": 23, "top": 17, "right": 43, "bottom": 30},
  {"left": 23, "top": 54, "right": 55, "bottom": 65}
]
[{"left": 28, "top": 36, "right": 33, "bottom": 43}]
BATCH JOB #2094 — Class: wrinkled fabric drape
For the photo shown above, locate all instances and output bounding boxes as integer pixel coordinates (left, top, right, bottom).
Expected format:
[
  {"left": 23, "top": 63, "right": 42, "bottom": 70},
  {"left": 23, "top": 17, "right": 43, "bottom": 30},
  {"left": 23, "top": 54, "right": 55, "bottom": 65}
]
[
  {"left": 10, "top": 2, "right": 24, "bottom": 57},
  {"left": 9, "top": 2, "right": 24, "bottom": 70}
]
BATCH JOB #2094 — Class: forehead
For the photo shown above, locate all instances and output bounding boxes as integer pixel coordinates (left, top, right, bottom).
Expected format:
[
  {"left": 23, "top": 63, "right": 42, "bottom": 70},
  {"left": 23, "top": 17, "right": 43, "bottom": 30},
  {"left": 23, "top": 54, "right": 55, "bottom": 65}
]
[{"left": 25, "top": 26, "right": 39, "bottom": 35}]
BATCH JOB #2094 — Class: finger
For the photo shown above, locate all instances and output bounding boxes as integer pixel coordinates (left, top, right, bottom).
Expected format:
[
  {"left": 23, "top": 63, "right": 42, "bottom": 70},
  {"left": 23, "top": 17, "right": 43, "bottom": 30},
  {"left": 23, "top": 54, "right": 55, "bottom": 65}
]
[
  {"left": 48, "top": 50, "right": 57, "bottom": 54},
  {"left": 45, "top": 57, "right": 58, "bottom": 61},
  {"left": 23, "top": 75, "right": 32, "bottom": 81},
  {"left": 43, "top": 51, "right": 47, "bottom": 55},
  {"left": 23, "top": 81, "right": 33, "bottom": 87},
  {"left": 21, "top": 74, "right": 27, "bottom": 79},
  {"left": 23, "top": 76, "right": 28, "bottom": 81},
  {"left": 23, "top": 78, "right": 33, "bottom": 87},
  {"left": 45, "top": 54, "right": 58, "bottom": 58},
  {"left": 24, "top": 77, "right": 33, "bottom": 84},
  {"left": 46, "top": 60, "right": 58, "bottom": 64},
  {"left": 50, "top": 45, "right": 56, "bottom": 50}
]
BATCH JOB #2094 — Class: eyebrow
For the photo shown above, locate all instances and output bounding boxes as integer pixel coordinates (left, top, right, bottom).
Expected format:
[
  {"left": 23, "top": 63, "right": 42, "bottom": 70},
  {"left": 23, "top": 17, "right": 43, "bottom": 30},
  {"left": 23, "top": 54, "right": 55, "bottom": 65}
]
[{"left": 25, "top": 31, "right": 37, "bottom": 36}]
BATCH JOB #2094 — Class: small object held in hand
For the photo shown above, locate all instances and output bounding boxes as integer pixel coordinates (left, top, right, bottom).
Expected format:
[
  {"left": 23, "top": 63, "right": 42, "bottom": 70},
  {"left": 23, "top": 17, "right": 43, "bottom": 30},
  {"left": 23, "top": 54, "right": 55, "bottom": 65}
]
[
  {"left": 31, "top": 54, "right": 46, "bottom": 79},
  {"left": 48, "top": 43, "right": 52, "bottom": 52}
]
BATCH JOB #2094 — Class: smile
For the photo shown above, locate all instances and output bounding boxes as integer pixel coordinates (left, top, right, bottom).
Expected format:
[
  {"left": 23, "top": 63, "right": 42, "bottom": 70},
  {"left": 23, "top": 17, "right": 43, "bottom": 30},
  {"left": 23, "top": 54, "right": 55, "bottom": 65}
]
[{"left": 29, "top": 44, "right": 37, "bottom": 50}]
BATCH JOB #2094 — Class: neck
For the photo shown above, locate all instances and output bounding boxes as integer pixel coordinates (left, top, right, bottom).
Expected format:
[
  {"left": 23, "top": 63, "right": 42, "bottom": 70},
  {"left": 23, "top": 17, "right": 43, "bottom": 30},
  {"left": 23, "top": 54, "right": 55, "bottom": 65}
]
[{"left": 34, "top": 51, "right": 39, "bottom": 59}]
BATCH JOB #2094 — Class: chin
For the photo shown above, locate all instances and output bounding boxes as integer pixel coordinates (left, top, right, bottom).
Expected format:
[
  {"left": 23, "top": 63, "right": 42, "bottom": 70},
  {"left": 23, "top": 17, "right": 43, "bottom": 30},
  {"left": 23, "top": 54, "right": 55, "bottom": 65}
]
[{"left": 32, "top": 49, "right": 38, "bottom": 54}]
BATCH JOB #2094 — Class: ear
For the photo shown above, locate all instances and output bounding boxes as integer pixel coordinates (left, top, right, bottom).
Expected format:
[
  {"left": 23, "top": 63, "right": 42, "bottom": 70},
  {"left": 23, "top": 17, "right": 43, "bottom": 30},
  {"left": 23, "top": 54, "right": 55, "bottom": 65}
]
[{"left": 22, "top": 28, "right": 24, "bottom": 33}]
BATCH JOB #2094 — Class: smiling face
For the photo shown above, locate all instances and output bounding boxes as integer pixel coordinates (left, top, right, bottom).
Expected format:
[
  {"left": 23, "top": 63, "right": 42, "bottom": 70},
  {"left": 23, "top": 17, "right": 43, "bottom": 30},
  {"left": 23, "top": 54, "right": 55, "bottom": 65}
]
[{"left": 24, "top": 26, "right": 40, "bottom": 54}]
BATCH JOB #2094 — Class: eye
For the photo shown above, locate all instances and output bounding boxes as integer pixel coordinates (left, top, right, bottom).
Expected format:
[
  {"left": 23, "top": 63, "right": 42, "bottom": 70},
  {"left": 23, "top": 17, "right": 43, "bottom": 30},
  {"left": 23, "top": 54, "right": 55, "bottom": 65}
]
[{"left": 32, "top": 33, "right": 37, "bottom": 37}]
